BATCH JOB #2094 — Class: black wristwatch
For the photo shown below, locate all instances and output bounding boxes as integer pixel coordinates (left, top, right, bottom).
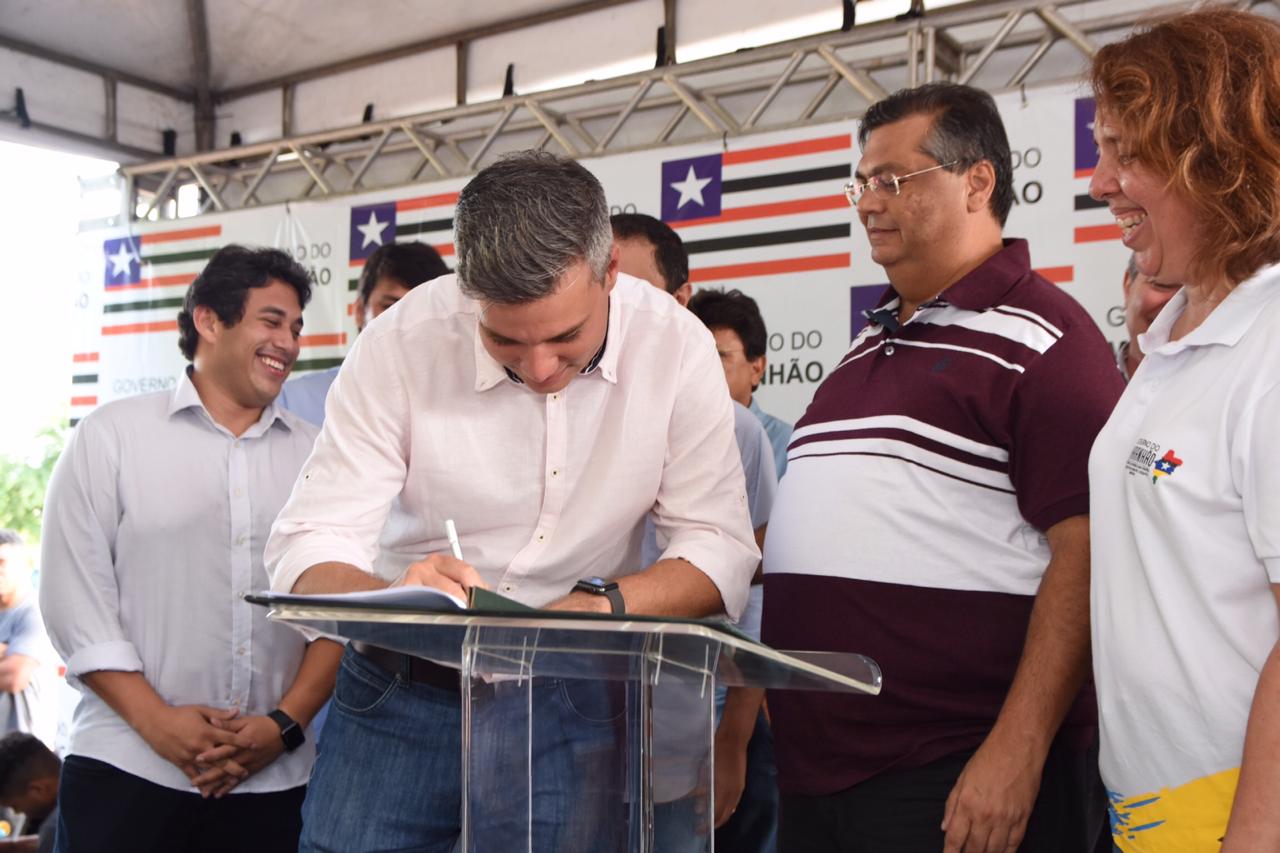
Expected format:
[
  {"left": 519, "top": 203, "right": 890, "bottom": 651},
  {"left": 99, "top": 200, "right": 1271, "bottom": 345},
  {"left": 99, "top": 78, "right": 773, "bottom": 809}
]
[
  {"left": 574, "top": 576, "right": 625, "bottom": 614},
  {"left": 267, "top": 709, "right": 305, "bottom": 753}
]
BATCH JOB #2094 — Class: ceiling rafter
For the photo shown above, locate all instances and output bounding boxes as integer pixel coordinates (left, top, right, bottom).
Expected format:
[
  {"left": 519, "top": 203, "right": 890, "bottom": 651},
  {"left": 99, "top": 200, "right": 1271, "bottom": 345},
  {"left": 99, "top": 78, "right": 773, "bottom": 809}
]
[
  {"left": 116, "top": 0, "right": 1276, "bottom": 220},
  {"left": 0, "top": 31, "right": 193, "bottom": 101},
  {"left": 212, "top": 0, "right": 643, "bottom": 103}
]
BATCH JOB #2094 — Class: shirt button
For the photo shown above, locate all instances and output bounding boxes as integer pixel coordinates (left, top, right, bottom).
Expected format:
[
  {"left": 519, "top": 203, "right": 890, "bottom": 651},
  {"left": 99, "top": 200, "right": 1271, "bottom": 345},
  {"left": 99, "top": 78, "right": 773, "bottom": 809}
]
[
  {"left": 237, "top": 647, "right": 246, "bottom": 656},
  {"left": 537, "top": 532, "right": 545, "bottom": 542},
  {"left": 234, "top": 488, "right": 243, "bottom": 497},
  {"left": 234, "top": 439, "right": 241, "bottom": 448},
  {"left": 551, "top": 469, "right": 559, "bottom": 477},
  {"left": 236, "top": 535, "right": 246, "bottom": 546},
  {"left": 501, "top": 584, "right": 514, "bottom": 593},
  {"left": 551, "top": 394, "right": 559, "bottom": 402},
  {"left": 884, "top": 344, "right": 895, "bottom": 356}
]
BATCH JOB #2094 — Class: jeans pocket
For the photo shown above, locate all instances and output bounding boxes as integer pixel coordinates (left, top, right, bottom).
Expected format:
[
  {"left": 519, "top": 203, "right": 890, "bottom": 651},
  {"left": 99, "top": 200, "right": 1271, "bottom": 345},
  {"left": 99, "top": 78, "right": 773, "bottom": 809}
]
[
  {"left": 557, "top": 679, "right": 627, "bottom": 725},
  {"left": 332, "top": 652, "right": 400, "bottom": 715}
]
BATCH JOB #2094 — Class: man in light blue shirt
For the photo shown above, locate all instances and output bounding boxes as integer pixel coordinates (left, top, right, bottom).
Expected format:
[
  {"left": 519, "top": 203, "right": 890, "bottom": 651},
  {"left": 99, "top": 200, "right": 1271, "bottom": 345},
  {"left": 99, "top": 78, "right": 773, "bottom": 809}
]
[
  {"left": 688, "top": 288, "right": 794, "bottom": 480},
  {"left": 279, "top": 241, "right": 449, "bottom": 425},
  {"left": 613, "top": 213, "right": 780, "bottom": 853}
]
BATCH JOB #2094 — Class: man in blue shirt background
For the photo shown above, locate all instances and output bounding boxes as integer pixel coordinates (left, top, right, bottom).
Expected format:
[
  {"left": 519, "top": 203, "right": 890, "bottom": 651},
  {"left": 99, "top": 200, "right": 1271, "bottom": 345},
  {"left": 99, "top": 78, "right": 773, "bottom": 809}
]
[
  {"left": 279, "top": 241, "right": 449, "bottom": 425},
  {"left": 687, "top": 289, "right": 793, "bottom": 481},
  {"left": 0, "top": 530, "right": 56, "bottom": 750}
]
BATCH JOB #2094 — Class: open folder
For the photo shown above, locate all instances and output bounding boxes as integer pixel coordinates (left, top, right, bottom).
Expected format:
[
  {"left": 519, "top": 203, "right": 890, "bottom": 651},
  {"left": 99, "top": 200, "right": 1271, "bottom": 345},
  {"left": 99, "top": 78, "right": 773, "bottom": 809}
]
[{"left": 277, "top": 584, "right": 534, "bottom": 612}]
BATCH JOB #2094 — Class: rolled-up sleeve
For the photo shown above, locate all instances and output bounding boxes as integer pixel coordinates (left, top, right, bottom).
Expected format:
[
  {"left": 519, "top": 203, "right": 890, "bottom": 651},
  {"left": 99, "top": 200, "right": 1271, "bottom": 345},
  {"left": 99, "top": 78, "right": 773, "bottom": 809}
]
[
  {"left": 266, "top": 327, "right": 413, "bottom": 593},
  {"left": 651, "top": 326, "right": 760, "bottom": 620},
  {"left": 39, "top": 417, "right": 144, "bottom": 677}
]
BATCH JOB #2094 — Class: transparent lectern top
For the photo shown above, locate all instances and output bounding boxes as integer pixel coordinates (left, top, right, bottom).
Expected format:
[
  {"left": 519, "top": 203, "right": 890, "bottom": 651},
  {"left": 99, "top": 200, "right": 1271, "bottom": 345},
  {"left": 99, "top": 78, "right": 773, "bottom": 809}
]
[{"left": 248, "top": 593, "right": 881, "bottom": 696}]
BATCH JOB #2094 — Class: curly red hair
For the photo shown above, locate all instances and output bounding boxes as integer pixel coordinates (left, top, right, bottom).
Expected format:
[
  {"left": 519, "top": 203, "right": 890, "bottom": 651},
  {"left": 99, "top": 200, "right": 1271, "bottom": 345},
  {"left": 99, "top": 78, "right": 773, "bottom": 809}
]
[{"left": 1091, "top": 7, "right": 1280, "bottom": 286}]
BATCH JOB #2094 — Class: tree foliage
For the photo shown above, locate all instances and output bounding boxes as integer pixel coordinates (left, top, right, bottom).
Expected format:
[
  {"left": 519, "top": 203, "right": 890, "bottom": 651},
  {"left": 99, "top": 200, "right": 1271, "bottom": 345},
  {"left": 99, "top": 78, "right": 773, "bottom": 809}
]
[{"left": 0, "top": 423, "right": 68, "bottom": 544}]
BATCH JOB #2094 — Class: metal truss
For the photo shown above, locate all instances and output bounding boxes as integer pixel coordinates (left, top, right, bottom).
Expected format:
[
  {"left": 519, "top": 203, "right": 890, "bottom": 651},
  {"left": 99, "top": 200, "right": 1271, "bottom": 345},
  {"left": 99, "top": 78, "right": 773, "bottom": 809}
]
[{"left": 116, "top": 0, "right": 1277, "bottom": 221}]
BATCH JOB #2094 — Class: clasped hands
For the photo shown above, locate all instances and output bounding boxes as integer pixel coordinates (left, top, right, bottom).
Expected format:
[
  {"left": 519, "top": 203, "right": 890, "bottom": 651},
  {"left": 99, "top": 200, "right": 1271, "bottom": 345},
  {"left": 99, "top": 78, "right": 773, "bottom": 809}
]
[{"left": 138, "top": 704, "right": 286, "bottom": 799}]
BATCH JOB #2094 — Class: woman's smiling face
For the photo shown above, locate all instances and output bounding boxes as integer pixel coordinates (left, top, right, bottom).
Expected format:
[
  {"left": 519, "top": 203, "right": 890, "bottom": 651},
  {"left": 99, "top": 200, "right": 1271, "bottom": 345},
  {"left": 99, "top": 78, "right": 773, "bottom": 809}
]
[{"left": 1089, "top": 111, "right": 1205, "bottom": 288}]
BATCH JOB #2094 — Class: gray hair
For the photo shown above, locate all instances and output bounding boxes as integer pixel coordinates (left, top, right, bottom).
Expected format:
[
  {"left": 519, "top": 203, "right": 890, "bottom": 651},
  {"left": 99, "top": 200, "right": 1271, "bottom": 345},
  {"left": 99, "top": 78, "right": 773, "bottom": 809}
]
[
  {"left": 454, "top": 150, "right": 612, "bottom": 304},
  {"left": 0, "top": 529, "right": 21, "bottom": 547}
]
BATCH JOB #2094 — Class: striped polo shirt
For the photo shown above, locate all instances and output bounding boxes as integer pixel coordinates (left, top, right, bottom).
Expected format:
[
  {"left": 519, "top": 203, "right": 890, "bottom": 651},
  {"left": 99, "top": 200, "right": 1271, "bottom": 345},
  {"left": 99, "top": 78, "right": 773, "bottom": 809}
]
[{"left": 762, "top": 239, "right": 1124, "bottom": 796}]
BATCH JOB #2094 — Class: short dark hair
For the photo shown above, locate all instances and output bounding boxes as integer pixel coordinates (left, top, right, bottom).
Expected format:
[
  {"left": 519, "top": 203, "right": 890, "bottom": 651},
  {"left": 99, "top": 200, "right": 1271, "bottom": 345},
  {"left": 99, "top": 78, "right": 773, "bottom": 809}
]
[
  {"left": 0, "top": 733, "right": 59, "bottom": 800},
  {"left": 358, "top": 241, "right": 450, "bottom": 303},
  {"left": 687, "top": 288, "right": 768, "bottom": 361},
  {"left": 0, "top": 529, "right": 21, "bottom": 547},
  {"left": 454, "top": 150, "right": 611, "bottom": 304},
  {"left": 176, "top": 246, "right": 313, "bottom": 361},
  {"left": 610, "top": 213, "right": 688, "bottom": 293},
  {"left": 859, "top": 82, "right": 1014, "bottom": 226}
]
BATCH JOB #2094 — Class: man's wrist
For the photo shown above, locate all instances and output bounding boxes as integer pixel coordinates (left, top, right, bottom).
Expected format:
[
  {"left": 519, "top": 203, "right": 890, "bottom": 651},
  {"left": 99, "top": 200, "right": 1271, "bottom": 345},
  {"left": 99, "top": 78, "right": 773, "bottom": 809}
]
[
  {"left": 986, "top": 716, "right": 1053, "bottom": 763},
  {"left": 574, "top": 590, "right": 612, "bottom": 614},
  {"left": 267, "top": 709, "right": 305, "bottom": 753}
]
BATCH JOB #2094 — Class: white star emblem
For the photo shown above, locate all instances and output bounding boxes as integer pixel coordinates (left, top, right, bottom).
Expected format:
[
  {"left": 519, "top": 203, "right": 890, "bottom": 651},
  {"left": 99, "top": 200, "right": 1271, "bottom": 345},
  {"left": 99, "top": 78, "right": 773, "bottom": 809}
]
[
  {"left": 356, "top": 210, "right": 390, "bottom": 250},
  {"left": 107, "top": 242, "right": 137, "bottom": 278},
  {"left": 670, "top": 165, "right": 712, "bottom": 210}
]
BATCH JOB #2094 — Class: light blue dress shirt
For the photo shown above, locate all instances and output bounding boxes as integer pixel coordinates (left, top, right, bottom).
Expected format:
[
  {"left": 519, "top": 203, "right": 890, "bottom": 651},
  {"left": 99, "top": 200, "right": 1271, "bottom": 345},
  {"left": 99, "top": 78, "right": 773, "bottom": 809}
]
[
  {"left": 750, "top": 397, "right": 794, "bottom": 481},
  {"left": 277, "top": 365, "right": 340, "bottom": 426}
]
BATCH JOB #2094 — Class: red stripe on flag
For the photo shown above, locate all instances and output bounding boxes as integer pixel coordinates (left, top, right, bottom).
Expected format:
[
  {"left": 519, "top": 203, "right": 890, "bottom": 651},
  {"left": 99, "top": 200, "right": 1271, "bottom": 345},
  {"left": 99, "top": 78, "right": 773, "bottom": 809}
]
[
  {"left": 140, "top": 225, "right": 222, "bottom": 244},
  {"left": 723, "top": 135, "right": 852, "bottom": 166},
  {"left": 73, "top": 352, "right": 100, "bottom": 363},
  {"left": 1036, "top": 266, "right": 1074, "bottom": 284},
  {"left": 690, "top": 253, "right": 850, "bottom": 283},
  {"left": 1074, "top": 224, "right": 1122, "bottom": 243},
  {"left": 105, "top": 273, "right": 197, "bottom": 291},
  {"left": 352, "top": 243, "right": 453, "bottom": 266},
  {"left": 300, "top": 333, "right": 347, "bottom": 347},
  {"left": 1075, "top": 167, "right": 1096, "bottom": 179},
  {"left": 70, "top": 396, "right": 98, "bottom": 406},
  {"left": 347, "top": 302, "right": 355, "bottom": 316},
  {"left": 669, "top": 195, "right": 848, "bottom": 230},
  {"left": 397, "top": 192, "right": 460, "bottom": 212},
  {"left": 102, "top": 320, "right": 178, "bottom": 335}
]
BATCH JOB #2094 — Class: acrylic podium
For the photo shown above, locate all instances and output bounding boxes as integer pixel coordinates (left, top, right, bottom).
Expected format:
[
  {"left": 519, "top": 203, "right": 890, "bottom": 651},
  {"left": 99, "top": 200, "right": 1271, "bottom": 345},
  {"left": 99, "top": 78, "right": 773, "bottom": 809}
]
[{"left": 250, "top": 593, "right": 881, "bottom": 852}]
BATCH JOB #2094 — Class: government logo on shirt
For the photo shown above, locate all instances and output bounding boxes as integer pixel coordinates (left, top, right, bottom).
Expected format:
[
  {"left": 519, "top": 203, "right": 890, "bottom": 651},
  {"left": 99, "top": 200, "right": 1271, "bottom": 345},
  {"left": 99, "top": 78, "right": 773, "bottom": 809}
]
[{"left": 1124, "top": 438, "right": 1184, "bottom": 484}]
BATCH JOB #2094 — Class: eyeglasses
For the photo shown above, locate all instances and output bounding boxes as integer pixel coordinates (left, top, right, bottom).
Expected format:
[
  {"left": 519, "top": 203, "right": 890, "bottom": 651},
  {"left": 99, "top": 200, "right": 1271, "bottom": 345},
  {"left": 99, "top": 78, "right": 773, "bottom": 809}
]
[{"left": 843, "top": 161, "right": 959, "bottom": 205}]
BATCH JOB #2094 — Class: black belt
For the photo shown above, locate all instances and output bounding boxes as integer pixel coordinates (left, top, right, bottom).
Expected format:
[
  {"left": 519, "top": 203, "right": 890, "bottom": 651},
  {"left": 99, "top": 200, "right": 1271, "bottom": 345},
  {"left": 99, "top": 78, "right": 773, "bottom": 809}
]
[{"left": 352, "top": 641, "right": 461, "bottom": 692}]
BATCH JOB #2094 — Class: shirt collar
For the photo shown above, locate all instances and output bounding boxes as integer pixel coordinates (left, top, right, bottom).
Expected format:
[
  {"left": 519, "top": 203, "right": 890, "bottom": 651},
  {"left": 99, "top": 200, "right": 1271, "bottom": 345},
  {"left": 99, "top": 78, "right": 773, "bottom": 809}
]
[
  {"left": 167, "top": 366, "right": 293, "bottom": 437},
  {"left": 473, "top": 294, "right": 620, "bottom": 393},
  {"left": 933, "top": 238, "right": 1031, "bottom": 311},
  {"left": 1141, "top": 262, "right": 1280, "bottom": 356},
  {"left": 867, "top": 239, "right": 1030, "bottom": 326}
]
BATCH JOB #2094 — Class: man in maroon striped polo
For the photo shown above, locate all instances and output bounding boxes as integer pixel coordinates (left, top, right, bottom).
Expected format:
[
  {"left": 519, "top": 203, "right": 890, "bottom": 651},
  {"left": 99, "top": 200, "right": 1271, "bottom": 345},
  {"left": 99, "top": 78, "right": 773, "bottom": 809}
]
[{"left": 762, "top": 83, "right": 1123, "bottom": 852}]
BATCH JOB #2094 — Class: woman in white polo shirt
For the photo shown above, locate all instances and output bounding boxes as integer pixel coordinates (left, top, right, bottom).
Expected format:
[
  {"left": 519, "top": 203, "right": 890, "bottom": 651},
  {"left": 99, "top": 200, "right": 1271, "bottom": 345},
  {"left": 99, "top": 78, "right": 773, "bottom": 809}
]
[{"left": 1085, "top": 8, "right": 1280, "bottom": 851}]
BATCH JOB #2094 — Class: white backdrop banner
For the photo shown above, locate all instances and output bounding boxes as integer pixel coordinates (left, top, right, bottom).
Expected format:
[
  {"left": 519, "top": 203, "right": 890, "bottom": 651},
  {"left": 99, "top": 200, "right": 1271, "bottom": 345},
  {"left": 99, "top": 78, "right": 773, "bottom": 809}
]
[{"left": 72, "top": 79, "right": 1125, "bottom": 426}]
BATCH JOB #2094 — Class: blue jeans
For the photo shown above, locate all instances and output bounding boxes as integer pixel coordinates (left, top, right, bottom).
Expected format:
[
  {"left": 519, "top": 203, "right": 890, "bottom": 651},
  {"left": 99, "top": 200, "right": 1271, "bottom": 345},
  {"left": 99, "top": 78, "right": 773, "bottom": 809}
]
[{"left": 300, "top": 645, "right": 630, "bottom": 852}]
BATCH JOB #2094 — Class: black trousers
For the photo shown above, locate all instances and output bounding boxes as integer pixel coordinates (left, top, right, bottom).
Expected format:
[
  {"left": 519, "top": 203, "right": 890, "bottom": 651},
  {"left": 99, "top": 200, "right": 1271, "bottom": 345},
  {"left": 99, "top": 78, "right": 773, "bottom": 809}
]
[
  {"left": 779, "top": 742, "right": 1108, "bottom": 853},
  {"left": 55, "top": 755, "right": 305, "bottom": 853}
]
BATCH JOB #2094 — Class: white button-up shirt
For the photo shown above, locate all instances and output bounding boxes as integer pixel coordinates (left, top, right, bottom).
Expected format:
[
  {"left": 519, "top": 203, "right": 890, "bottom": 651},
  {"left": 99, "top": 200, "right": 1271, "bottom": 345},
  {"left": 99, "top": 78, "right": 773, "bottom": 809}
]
[
  {"left": 40, "top": 371, "right": 320, "bottom": 792},
  {"left": 266, "top": 273, "right": 758, "bottom": 619}
]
